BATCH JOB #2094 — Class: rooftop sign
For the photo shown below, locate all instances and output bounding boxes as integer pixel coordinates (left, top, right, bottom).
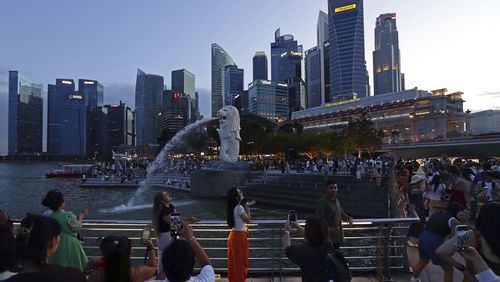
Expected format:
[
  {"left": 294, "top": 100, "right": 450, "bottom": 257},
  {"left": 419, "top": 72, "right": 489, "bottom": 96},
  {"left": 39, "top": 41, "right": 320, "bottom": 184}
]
[
  {"left": 335, "top": 4, "right": 356, "bottom": 13},
  {"left": 325, "top": 98, "right": 360, "bottom": 107}
]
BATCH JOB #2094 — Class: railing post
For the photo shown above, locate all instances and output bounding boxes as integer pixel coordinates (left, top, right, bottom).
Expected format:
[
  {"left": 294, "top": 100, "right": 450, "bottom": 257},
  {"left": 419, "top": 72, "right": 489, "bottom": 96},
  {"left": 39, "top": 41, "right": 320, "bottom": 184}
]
[{"left": 381, "top": 223, "right": 394, "bottom": 282}]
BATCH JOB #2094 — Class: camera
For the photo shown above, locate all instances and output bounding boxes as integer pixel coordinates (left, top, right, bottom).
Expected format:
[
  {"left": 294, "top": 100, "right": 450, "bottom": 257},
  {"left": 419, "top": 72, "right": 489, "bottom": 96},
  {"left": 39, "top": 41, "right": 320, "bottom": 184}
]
[
  {"left": 288, "top": 210, "right": 296, "bottom": 224},
  {"left": 455, "top": 225, "right": 471, "bottom": 251},
  {"left": 170, "top": 213, "right": 183, "bottom": 238}
]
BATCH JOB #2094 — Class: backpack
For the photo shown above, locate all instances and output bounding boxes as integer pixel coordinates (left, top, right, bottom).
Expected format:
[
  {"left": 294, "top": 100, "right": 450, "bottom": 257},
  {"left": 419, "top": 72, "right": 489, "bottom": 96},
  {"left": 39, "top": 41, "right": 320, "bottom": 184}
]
[{"left": 324, "top": 247, "right": 352, "bottom": 282}]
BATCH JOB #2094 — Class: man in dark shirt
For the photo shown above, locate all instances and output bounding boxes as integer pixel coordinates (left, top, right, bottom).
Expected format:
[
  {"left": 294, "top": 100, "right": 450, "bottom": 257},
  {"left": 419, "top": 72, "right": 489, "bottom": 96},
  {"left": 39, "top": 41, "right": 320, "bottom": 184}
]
[{"left": 315, "top": 180, "right": 353, "bottom": 249}]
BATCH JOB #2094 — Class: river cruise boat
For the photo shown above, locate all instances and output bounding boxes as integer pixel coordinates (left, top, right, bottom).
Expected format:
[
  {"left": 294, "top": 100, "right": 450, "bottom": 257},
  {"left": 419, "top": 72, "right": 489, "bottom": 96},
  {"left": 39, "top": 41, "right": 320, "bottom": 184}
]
[{"left": 45, "top": 164, "right": 93, "bottom": 178}]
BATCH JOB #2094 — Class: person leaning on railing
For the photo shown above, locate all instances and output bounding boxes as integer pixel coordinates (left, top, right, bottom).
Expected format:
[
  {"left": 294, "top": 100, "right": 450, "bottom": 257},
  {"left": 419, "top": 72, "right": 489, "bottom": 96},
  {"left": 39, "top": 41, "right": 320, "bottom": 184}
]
[{"left": 86, "top": 236, "right": 157, "bottom": 282}]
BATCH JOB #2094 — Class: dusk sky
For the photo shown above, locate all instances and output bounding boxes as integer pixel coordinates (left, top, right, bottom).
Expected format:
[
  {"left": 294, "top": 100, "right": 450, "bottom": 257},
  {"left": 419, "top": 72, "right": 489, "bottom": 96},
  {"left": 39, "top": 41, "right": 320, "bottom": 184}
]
[{"left": 1, "top": 0, "right": 499, "bottom": 155}]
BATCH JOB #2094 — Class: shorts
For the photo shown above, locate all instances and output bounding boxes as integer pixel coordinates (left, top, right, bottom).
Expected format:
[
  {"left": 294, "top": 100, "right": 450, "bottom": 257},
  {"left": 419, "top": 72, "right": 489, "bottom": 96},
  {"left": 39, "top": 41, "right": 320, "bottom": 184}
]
[{"left": 418, "top": 230, "right": 445, "bottom": 265}]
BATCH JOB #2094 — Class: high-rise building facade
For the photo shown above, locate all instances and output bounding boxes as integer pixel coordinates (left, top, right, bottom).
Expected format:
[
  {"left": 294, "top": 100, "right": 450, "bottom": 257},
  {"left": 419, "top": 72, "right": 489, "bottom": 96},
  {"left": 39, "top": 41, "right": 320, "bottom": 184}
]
[
  {"left": 135, "top": 68, "right": 164, "bottom": 146},
  {"left": 211, "top": 43, "right": 235, "bottom": 117},
  {"left": 172, "top": 68, "right": 199, "bottom": 122},
  {"left": 172, "top": 69, "right": 195, "bottom": 98},
  {"left": 373, "top": 13, "right": 402, "bottom": 95},
  {"left": 79, "top": 79, "right": 106, "bottom": 158},
  {"left": 47, "top": 79, "right": 87, "bottom": 156},
  {"left": 271, "top": 29, "right": 300, "bottom": 82},
  {"left": 279, "top": 51, "right": 305, "bottom": 115},
  {"left": 328, "top": 0, "right": 368, "bottom": 100},
  {"left": 224, "top": 65, "right": 244, "bottom": 106},
  {"left": 248, "top": 80, "right": 289, "bottom": 122},
  {"left": 253, "top": 51, "right": 268, "bottom": 81},
  {"left": 105, "top": 101, "right": 135, "bottom": 149},
  {"left": 305, "top": 47, "right": 322, "bottom": 108},
  {"left": 317, "top": 11, "right": 330, "bottom": 104},
  {"left": 8, "top": 71, "right": 43, "bottom": 156},
  {"left": 79, "top": 79, "right": 103, "bottom": 109}
]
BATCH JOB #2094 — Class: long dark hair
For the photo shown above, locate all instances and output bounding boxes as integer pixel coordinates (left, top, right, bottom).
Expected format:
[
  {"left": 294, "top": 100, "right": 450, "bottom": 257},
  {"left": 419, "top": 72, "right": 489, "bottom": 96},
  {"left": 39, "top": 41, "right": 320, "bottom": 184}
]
[
  {"left": 226, "top": 188, "right": 241, "bottom": 229},
  {"left": 100, "top": 236, "right": 132, "bottom": 282},
  {"left": 16, "top": 215, "right": 61, "bottom": 268},
  {"left": 304, "top": 216, "right": 329, "bottom": 246},
  {"left": 152, "top": 192, "right": 165, "bottom": 236},
  {"left": 476, "top": 202, "right": 500, "bottom": 258}
]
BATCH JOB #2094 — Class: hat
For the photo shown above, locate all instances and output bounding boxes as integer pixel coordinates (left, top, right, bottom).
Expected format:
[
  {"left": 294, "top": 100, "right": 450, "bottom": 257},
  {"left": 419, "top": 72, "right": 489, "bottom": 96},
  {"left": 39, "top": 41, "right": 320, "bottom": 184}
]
[{"left": 410, "top": 174, "right": 424, "bottom": 184}]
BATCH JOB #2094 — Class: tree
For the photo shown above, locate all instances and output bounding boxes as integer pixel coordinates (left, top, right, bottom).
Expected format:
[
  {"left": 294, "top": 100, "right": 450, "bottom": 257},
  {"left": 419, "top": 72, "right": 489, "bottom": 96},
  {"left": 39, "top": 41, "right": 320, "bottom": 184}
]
[{"left": 336, "top": 116, "right": 383, "bottom": 157}]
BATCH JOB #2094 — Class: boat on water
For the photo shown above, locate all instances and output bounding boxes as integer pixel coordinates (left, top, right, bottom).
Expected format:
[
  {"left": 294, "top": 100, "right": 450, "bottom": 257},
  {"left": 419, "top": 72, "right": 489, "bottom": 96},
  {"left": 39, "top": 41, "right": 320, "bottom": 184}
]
[{"left": 45, "top": 164, "right": 93, "bottom": 178}]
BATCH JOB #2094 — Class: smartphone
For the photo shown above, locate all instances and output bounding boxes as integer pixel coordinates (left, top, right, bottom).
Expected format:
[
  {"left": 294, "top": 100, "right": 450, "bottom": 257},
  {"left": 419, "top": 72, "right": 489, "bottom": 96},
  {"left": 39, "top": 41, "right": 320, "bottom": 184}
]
[
  {"left": 170, "top": 213, "right": 183, "bottom": 236},
  {"left": 142, "top": 226, "right": 150, "bottom": 241},
  {"left": 288, "top": 210, "right": 296, "bottom": 224},
  {"left": 455, "top": 225, "right": 471, "bottom": 251}
]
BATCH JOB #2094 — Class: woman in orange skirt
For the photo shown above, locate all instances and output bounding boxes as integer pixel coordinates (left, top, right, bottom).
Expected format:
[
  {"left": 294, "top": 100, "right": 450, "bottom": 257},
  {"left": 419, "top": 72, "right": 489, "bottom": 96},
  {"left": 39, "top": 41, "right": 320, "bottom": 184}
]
[{"left": 226, "top": 187, "right": 255, "bottom": 282}]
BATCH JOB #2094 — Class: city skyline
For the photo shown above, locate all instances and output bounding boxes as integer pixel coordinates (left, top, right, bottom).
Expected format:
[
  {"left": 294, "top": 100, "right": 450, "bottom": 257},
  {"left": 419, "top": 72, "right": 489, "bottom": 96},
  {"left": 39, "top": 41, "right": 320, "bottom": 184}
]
[{"left": 1, "top": 0, "right": 500, "bottom": 155}]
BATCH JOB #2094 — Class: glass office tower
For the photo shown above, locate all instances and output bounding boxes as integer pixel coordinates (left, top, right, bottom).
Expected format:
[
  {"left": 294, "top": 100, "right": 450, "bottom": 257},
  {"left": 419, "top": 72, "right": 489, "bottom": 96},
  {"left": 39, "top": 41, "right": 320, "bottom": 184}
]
[
  {"left": 135, "top": 68, "right": 164, "bottom": 145},
  {"left": 47, "top": 79, "right": 87, "bottom": 156},
  {"left": 224, "top": 65, "right": 244, "bottom": 106},
  {"left": 253, "top": 51, "right": 268, "bottom": 81},
  {"left": 328, "top": 0, "right": 368, "bottom": 100},
  {"left": 211, "top": 43, "right": 235, "bottom": 117},
  {"left": 271, "top": 29, "right": 300, "bottom": 82},
  {"left": 8, "top": 71, "right": 43, "bottom": 156},
  {"left": 305, "top": 47, "right": 322, "bottom": 108},
  {"left": 172, "top": 69, "right": 195, "bottom": 98},
  {"left": 79, "top": 79, "right": 103, "bottom": 109},
  {"left": 373, "top": 13, "right": 402, "bottom": 95},
  {"left": 248, "top": 80, "right": 289, "bottom": 122}
]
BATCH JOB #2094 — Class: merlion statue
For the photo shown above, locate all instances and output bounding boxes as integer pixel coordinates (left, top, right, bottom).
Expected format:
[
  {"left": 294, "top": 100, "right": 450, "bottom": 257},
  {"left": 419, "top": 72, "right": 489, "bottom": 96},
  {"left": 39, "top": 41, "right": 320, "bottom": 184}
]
[{"left": 216, "top": 106, "right": 241, "bottom": 162}]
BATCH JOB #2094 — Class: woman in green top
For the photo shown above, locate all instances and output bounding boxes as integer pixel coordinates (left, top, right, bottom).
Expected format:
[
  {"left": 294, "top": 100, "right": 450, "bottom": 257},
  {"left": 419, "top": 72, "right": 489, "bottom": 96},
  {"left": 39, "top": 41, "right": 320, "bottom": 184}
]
[{"left": 41, "top": 189, "right": 88, "bottom": 270}]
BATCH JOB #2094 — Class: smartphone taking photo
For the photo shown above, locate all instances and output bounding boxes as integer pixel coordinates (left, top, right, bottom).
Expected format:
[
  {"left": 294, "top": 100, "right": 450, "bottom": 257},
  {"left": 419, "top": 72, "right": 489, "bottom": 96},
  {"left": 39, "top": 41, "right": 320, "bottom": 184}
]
[
  {"left": 455, "top": 225, "right": 471, "bottom": 251},
  {"left": 288, "top": 210, "right": 296, "bottom": 224},
  {"left": 170, "top": 212, "right": 183, "bottom": 237}
]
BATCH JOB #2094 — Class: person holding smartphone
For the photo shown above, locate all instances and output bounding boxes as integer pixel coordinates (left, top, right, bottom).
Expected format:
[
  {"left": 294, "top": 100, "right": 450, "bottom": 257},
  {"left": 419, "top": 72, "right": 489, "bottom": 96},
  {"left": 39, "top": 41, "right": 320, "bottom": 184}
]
[
  {"left": 152, "top": 192, "right": 198, "bottom": 278},
  {"left": 226, "top": 187, "right": 255, "bottom": 282},
  {"left": 436, "top": 202, "right": 500, "bottom": 279}
]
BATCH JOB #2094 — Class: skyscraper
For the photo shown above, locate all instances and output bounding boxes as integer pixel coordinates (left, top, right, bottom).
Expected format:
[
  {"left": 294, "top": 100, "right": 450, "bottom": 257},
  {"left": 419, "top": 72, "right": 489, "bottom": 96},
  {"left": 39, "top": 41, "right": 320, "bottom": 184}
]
[
  {"left": 317, "top": 11, "right": 330, "bottom": 104},
  {"left": 135, "top": 68, "right": 164, "bottom": 146},
  {"left": 79, "top": 79, "right": 106, "bottom": 158},
  {"left": 211, "top": 43, "right": 235, "bottom": 117},
  {"left": 105, "top": 102, "right": 135, "bottom": 149},
  {"left": 224, "top": 65, "right": 244, "bottom": 106},
  {"left": 47, "top": 79, "right": 87, "bottom": 156},
  {"left": 253, "top": 51, "right": 268, "bottom": 81},
  {"left": 328, "top": 0, "right": 368, "bottom": 100},
  {"left": 79, "top": 79, "right": 103, "bottom": 109},
  {"left": 8, "top": 71, "right": 43, "bottom": 156},
  {"left": 279, "top": 51, "right": 305, "bottom": 115},
  {"left": 373, "top": 13, "right": 402, "bottom": 95},
  {"left": 271, "top": 29, "right": 300, "bottom": 82},
  {"left": 171, "top": 69, "right": 195, "bottom": 98},
  {"left": 305, "top": 47, "right": 322, "bottom": 108},
  {"left": 248, "top": 80, "right": 289, "bottom": 122}
]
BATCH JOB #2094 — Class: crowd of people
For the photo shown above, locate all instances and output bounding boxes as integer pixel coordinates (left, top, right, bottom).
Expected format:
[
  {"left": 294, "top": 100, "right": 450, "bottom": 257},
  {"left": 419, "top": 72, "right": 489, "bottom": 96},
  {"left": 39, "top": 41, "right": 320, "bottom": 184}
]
[
  {"left": 394, "top": 157, "right": 500, "bottom": 282},
  {"left": 1, "top": 156, "right": 499, "bottom": 282}
]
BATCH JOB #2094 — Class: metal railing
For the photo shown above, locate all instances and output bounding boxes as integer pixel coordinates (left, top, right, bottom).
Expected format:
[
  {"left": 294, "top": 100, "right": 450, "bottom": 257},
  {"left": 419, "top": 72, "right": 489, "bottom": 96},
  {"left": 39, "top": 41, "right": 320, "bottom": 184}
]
[{"left": 79, "top": 217, "right": 418, "bottom": 280}]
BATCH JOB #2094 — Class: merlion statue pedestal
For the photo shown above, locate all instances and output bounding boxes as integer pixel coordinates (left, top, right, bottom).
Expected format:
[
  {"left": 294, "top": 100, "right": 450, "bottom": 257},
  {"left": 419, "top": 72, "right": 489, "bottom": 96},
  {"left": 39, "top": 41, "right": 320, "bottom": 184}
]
[{"left": 190, "top": 106, "right": 259, "bottom": 197}]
